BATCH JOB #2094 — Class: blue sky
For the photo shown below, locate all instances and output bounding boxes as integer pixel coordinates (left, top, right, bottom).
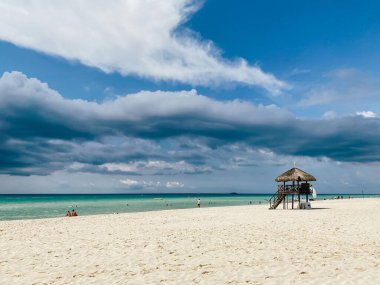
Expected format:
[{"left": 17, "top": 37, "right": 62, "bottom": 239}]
[{"left": 0, "top": 0, "right": 380, "bottom": 194}]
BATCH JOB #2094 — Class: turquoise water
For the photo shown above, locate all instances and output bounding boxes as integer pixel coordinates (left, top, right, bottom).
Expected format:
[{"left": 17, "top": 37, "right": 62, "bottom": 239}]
[{"left": 0, "top": 194, "right": 378, "bottom": 221}]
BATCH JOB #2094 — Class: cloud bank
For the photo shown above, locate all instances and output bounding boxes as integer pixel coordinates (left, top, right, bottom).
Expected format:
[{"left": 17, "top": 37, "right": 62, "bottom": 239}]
[
  {"left": 0, "top": 0, "right": 287, "bottom": 93},
  {"left": 1, "top": 71, "right": 380, "bottom": 176}
]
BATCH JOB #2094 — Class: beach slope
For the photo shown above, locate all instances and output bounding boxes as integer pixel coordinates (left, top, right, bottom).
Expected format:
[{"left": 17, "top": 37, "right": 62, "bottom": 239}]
[{"left": 1, "top": 199, "right": 380, "bottom": 284}]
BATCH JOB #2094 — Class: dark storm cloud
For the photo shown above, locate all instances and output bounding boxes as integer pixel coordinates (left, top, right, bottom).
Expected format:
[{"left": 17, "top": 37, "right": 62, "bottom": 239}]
[
  {"left": 1, "top": 71, "right": 380, "bottom": 175},
  {"left": 0, "top": 72, "right": 292, "bottom": 141},
  {"left": 0, "top": 138, "right": 74, "bottom": 175}
]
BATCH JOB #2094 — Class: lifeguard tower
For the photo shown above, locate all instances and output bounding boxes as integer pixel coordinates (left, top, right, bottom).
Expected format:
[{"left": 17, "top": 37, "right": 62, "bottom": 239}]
[{"left": 269, "top": 167, "right": 316, "bottom": 209}]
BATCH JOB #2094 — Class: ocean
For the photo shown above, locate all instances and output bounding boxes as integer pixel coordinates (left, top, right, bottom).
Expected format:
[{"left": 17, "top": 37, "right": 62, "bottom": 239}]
[{"left": 0, "top": 193, "right": 377, "bottom": 221}]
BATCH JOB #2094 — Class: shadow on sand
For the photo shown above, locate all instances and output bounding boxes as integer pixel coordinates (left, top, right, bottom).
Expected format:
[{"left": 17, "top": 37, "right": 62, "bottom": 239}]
[{"left": 309, "top": 207, "right": 330, "bottom": 210}]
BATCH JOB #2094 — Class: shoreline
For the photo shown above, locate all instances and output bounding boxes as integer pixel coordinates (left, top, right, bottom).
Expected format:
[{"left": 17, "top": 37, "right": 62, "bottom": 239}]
[
  {"left": 1, "top": 194, "right": 379, "bottom": 222},
  {"left": 0, "top": 201, "right": 269, "bottom": 223}
]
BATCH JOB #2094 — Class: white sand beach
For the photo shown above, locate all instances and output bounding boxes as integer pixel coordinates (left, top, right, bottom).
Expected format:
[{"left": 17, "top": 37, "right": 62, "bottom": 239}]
[{"left": 1, "top": 198, "right": 380, "bottom": 285}]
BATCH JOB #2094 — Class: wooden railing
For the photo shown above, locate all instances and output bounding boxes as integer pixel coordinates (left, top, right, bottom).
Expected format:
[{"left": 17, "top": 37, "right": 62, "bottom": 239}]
[
  {"left": 269, "top": 184, "right": 312, "bottom": 209},
  {"left": 269, "top": 187, "right": 287, "bottom": 209}
]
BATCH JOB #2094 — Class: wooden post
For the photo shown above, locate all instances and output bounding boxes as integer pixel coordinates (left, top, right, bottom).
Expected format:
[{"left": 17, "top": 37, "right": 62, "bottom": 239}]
[
  {"left": 297, "top": 177, "right": 300, "bottom": 209},
  {"left": 286, "top": 195, "right": 288, "bottom": 209},
  {"left": 292, "top": 194, "right": 294, "bottom": 209},
  {"left": 298, "top": 193, "right": 301, "bottom": 209}
]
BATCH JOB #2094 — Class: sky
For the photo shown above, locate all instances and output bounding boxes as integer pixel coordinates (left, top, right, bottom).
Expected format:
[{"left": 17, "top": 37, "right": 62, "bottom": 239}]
[{"left": 0, "top": 0, "right": 380, "bottom": 194}]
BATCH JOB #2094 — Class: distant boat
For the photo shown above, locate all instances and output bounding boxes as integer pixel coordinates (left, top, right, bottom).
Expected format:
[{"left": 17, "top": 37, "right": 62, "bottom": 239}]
[{"left": 230, "top": 192, "right": 238, "bottom": 195}]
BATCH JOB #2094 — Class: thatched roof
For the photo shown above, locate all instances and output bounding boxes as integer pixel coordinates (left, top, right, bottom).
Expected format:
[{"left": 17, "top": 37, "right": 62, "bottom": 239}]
[{"left": 275, "top": 167, "right": 316, "bottom": 182}]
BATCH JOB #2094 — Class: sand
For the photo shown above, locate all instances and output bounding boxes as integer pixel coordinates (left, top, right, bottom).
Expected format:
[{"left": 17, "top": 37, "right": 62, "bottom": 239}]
[{"left": 1, "top": 198, "right": 380, "bottom": 284}]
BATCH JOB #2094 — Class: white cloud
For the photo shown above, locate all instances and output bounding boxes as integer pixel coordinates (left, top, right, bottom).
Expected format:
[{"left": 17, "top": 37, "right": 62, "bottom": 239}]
[
  {"left": 322, "top": 111, "right": 337, "bottom": 119},
  {"left": 119, "top": 178, "right": 162, "bottom": 189},
  {"left": 102, "top": 163, "right": 138, "bottom": 173},
  {"left": 119, "top": 178, "right": 184, "bottom": 189},
  {"left": 166, "top": 181, "right": 184, "bottom": 188},
  {"left": 356, "top": 111, "right": 377, "bottom": 118},
  {"left": 0, "top": 0, "right": 287, "bottom": 93},
  {"left": 120, "top": 178, "right": 139, "bottom": 187}
]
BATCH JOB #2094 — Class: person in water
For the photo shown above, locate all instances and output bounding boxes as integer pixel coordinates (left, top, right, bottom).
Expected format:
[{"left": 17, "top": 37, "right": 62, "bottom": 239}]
[
  {"left": 66, "top": 210, "right": 71, "bottom": 217},
  {"left": 71, "top": 209, "right": 78, "bottom": 216},
  {"left": 197, "top": 198, "right": 201, "bottom": 208}
]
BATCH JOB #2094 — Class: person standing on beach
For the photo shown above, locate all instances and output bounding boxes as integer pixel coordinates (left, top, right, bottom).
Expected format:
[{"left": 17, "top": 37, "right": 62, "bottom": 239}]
[{"left": 197, "top": 198, "right": 201, "bottom": 208}]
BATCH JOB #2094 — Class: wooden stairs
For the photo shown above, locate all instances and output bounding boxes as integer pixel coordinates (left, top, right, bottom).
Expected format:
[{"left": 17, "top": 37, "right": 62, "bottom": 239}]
[
  {"left": 269, "top": 189, "right": 286, "bottom": 209},
  {"left": 269, "top": 183, "right": 311, "bottom": 209}
]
